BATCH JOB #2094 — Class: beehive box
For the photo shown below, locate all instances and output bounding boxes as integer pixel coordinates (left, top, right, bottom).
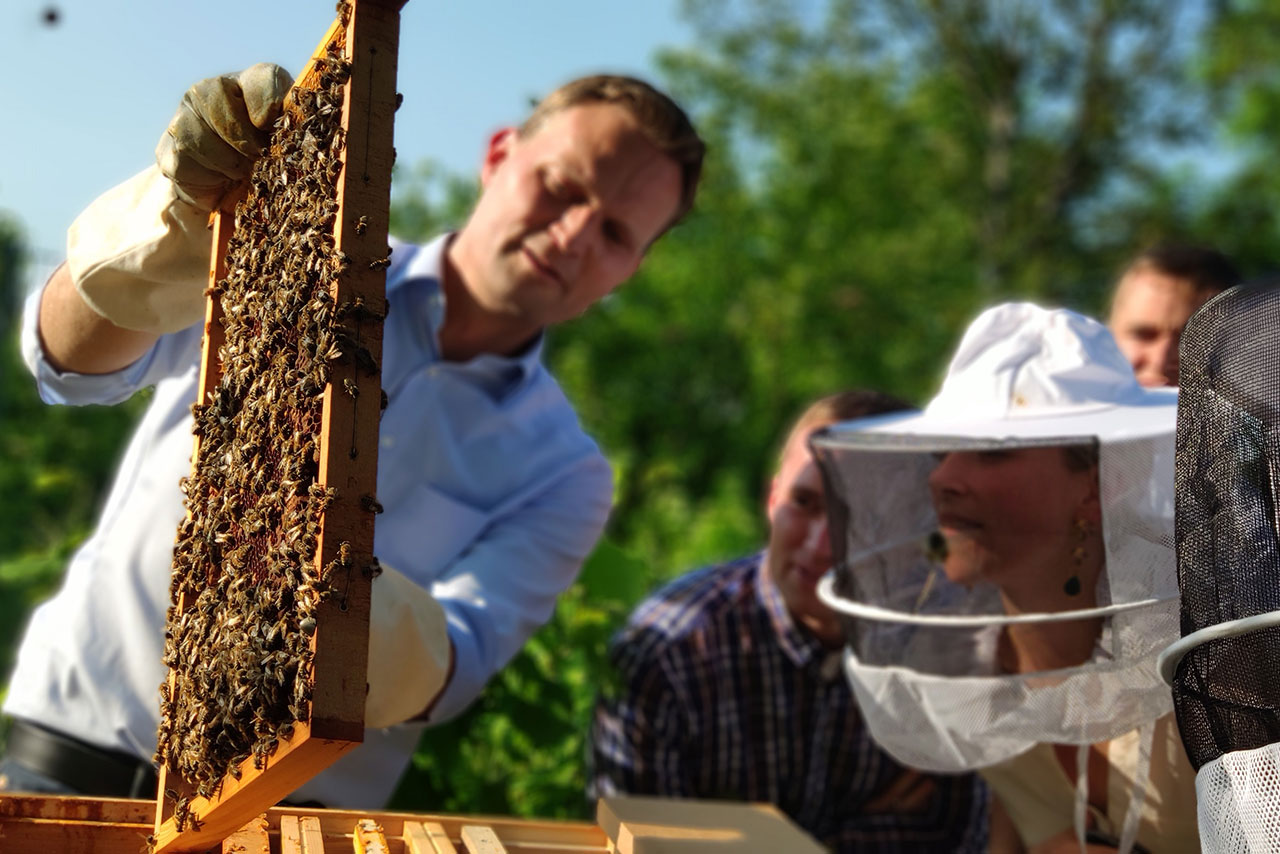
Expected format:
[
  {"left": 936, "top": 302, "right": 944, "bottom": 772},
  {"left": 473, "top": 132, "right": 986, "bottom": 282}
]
[
  {"left": 153, "top": 1, "right": 405, "bottom": 849},
  {"left": 0, "top": 794, "right": 825, "bottom": 853},
  {"left": 0, "top": 794, "right": 612, "bottom": 853}
]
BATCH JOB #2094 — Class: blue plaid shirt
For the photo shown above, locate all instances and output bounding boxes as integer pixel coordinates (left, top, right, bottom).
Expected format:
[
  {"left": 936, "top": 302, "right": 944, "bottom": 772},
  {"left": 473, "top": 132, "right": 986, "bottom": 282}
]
[{"left": 589, "top": 553, "right": 989, "bottom": 852}]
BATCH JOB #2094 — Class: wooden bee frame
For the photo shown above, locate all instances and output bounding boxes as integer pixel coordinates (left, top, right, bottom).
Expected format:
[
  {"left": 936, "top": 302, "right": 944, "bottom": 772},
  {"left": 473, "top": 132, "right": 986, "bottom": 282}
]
[
  {"left": 153, "top": 1, "right": 406, "bottom": 850},
  {"left": 1, "top": 794, "right": 825, "bottom": 853}
]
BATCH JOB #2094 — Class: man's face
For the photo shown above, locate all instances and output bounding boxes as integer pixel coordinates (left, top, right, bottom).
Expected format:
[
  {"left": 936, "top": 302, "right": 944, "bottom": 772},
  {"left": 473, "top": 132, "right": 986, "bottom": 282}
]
[
  {"left": 454, "top": 103, "right": 682, "bottom": 333},
  {"left": 765, "top": 427, "right": 841, "bottom": 646},
  {"left": 1108, "top": 268, "right": 1212, "bottom": 387}
]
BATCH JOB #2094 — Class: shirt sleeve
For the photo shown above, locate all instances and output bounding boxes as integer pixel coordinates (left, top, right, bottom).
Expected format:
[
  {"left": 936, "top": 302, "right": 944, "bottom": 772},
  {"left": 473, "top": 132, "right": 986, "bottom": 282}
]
[
  {"left": 587, "top": 627, "right": 694, "bottom": 799},
  {"left": 20, "top": 279, "right": 202, "bottom": 406},
  {"left": 424, "top": 451, "right": 613, "bottom": 724}
]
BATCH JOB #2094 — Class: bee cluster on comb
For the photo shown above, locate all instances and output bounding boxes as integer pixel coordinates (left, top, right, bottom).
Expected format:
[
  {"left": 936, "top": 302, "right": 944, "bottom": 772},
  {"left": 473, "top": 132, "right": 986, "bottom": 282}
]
[{"left": 154, "top": 8, "right": 382, "bottom": 830}]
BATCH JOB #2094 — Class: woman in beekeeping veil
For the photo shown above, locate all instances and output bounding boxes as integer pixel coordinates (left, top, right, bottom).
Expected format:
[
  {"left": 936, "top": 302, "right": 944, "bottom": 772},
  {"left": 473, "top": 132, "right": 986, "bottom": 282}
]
[{"left": 813, "top": 303, "right": 1196, "bottom": 853}]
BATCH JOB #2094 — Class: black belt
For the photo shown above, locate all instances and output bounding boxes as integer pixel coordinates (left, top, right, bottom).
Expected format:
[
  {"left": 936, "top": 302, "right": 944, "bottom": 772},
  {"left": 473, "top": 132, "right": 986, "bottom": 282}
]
[{"left": 3, "top": 718, "right": 158, "bottom": 799}]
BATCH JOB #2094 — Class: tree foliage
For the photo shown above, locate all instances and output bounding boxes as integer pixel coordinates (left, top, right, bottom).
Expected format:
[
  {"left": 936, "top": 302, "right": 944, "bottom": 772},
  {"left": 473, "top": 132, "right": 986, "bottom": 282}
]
[{"left": 1181, "top": 0, "right": 1280, "bottom": 277}]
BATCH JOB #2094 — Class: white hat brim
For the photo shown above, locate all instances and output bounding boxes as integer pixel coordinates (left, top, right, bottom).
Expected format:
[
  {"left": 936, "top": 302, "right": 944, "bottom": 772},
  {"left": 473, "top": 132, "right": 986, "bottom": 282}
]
[{"left": 818, "top": 387, "right": 1176, "bottom": 452}]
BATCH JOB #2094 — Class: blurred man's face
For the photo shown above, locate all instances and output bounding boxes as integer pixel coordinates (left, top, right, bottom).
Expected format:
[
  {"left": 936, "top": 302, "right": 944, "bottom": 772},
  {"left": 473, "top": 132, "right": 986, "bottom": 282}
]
[
  {"left": 765, "top": 425, "right": 842, "bottom": 646},
  {"left": 1108, "top": 268, "right": 1213, "bottom": 387},
  {"left": 455, "top": 104, "right": 682, "bottom": 335}
]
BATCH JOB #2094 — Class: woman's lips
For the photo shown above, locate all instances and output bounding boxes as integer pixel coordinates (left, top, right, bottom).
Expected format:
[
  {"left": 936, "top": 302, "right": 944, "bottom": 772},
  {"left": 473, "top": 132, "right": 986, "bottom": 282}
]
[{"left": 936, "top": 512, "right": 982, "bottom": 533}]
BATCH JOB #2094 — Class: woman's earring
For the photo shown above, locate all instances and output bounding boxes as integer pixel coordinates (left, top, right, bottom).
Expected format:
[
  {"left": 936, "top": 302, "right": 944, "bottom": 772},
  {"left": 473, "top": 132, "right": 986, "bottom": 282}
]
[{"left": 1064, "top": 517, "right": 1087, "bottom": 596}]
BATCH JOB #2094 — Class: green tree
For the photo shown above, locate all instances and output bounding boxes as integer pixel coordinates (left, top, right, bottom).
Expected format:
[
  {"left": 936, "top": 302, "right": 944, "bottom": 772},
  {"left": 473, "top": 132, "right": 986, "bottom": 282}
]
[
  {"left": 1176, "top": 0, "right": 1280, "bottom": 276},
  {"left": 389, "top": 160, "right": 478, "bottom": 241}
]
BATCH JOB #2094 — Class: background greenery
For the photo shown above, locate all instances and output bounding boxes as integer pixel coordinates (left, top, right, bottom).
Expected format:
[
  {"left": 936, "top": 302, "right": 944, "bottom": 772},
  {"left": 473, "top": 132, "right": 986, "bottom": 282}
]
[{"left": 4, "top": 0, "right": 1280, "bottom": 821}]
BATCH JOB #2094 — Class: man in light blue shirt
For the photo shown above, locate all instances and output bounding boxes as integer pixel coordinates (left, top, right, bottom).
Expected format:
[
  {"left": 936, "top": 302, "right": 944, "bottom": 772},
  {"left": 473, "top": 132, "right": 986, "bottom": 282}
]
[{"left": 0, "top": 67, "right": 704, "bottom": 808}]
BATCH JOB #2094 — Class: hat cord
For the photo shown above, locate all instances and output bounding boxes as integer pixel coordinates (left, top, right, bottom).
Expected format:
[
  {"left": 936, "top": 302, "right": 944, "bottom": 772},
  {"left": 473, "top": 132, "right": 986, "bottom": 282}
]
[{"left": 1073, "top": 720, "right": 1154, "bottom": 854}]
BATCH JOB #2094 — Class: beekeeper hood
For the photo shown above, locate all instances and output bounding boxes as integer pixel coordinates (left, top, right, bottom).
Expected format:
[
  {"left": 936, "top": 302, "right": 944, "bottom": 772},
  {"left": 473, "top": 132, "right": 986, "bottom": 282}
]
[
  {"left": 1156, "top": 284, "right": 1280, "bottom": 853},
  {"left": 813, "top": 303, "right": 1179, "bottom": 850}
]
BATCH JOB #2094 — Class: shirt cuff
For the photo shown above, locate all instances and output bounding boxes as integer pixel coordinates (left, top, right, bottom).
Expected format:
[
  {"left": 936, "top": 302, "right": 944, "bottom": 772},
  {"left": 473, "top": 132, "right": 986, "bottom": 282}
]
[{"left": 19, "top": 280, "right": 193, "bottom": 406}]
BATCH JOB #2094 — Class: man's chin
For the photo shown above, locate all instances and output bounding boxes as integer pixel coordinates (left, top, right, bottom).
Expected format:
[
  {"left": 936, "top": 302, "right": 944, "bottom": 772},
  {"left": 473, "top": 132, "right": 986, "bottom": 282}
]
[{"left": 783, "top": 575, "right": 821, "bottom": 603}]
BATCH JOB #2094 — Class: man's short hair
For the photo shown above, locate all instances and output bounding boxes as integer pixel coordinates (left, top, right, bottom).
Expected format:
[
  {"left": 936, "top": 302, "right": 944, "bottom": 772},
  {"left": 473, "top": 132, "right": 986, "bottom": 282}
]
[
  {"left": 1116, "top": 244, "right": 1242, "bottom": 302},
  {"left": 780, "top": 389, "right": 914, "bottom": 465},
  {"left": 519, "top": 74, "right": 705, "bottom": 229}
]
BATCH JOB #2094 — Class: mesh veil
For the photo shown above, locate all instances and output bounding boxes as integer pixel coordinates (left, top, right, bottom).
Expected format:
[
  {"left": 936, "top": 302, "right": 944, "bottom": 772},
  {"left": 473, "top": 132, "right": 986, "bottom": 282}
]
[
  {"left": 1167, "top": 285, "right": 1280, "bottom": 852},
  {"left": 813, "top": 429, "right": 1178, "bottom": 773},
  {"left": 1172, "top": 284, "right": 1280, "bottom": 768}
]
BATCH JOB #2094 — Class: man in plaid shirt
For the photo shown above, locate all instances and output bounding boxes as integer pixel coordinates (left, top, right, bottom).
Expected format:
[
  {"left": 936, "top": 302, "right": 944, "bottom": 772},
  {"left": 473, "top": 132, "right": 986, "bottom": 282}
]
[{"left": 589, "top": 390, "right": 989, "bottom": 852}]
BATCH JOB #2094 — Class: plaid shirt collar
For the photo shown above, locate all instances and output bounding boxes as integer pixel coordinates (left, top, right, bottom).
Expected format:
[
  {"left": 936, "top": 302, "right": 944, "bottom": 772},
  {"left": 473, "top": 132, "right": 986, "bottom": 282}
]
[{"left": 755, "top": 551, "right": 830, "bottom": 671}]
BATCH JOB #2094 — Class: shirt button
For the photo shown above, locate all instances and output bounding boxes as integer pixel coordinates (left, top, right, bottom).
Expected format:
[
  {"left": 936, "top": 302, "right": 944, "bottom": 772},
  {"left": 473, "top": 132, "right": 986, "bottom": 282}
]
[{"left": 381, "top": 436, "right": 395, "bottom": 449}]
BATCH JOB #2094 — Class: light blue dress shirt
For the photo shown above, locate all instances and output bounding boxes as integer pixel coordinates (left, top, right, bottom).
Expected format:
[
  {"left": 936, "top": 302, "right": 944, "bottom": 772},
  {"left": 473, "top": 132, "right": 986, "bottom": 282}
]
[{"left": 6, "top": 233, "right": 613, "bottom": 807}]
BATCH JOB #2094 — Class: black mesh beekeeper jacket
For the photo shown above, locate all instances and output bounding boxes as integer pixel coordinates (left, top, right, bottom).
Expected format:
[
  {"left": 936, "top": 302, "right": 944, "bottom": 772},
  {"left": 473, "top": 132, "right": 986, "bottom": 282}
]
[{"left": 1173, "top": 283, "right": 1280, "bottom": 770}]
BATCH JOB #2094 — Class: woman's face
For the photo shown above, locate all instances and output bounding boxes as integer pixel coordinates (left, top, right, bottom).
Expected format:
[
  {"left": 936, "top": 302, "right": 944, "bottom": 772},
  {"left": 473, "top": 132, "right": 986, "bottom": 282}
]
[{"left": 927, "top": 447, "right": 1098, "bottom": 589}]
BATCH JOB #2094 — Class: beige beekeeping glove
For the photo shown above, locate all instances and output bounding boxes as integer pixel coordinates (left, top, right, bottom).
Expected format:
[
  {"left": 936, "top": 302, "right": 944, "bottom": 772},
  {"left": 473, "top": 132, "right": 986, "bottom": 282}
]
[
  {"left": 68, "top": 63, "right": 293, "bottom": 334},
  {"left": 365, "top": 564, "right": 453, "bottom": 729}
]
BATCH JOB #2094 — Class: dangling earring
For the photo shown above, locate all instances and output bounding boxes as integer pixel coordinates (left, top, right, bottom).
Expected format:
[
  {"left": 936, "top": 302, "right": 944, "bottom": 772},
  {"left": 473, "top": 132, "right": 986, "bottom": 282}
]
[{"left": 1064, "top": 517, "right": 1086, "bottom": 596}]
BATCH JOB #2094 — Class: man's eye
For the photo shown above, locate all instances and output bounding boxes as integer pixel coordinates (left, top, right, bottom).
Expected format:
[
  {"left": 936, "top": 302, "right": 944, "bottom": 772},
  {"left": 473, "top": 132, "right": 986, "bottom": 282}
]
[
  {"left": 542, "top": 170, "right": 570, "bottom": 199},
  {"left": 1127, "top": 327, "right": 1160, "bottom": 343},
  {"left": 792, "top": 491, "right": 820, "bottom": 511}
]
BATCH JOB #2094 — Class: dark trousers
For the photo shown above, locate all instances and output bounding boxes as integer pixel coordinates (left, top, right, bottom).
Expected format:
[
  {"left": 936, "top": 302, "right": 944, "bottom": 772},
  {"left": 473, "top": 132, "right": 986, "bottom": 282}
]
[{"left": 0, "top": 718, "right": 158, "bottom": 799}]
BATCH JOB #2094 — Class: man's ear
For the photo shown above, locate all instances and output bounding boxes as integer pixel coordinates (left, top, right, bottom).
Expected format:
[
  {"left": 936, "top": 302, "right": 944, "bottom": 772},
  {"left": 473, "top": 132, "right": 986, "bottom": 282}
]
[
  {"left": 480, "top": 127, "right": 518, "bottom": 187},
  {"left": 765, "top": 474, "right": 781, "bottom": 520}
]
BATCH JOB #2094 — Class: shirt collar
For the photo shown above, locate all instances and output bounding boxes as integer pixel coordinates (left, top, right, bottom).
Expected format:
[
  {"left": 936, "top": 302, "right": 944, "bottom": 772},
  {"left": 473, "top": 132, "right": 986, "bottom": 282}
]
[
  {"left": 755, "top": 551, "right": 829, "bottom": 670},
  {"left": 392, "top": 233, "right": 544, "bottom": 400}
]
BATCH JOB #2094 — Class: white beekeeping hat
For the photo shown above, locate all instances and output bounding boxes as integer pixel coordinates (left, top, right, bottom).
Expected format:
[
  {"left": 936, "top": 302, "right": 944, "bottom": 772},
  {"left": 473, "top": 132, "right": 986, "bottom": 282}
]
[{"left": 814, "top": 302, "right": 1179, "bottom": 853}]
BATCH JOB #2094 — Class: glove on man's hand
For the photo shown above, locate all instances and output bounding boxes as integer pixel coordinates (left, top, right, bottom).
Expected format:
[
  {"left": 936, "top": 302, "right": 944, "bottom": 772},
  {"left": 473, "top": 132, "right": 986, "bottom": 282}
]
[
  {"left": 67, "top": 64, "right": 293, "bottom": 335},
  {"left": 365, "top": 564, "right": 453, "bottom": 729},
  {"left": 156, "top": 63, "right": 294, "bottom": 212}
]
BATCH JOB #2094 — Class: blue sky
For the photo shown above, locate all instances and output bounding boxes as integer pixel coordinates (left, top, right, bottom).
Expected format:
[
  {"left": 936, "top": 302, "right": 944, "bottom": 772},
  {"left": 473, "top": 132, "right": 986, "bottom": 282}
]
[{"left": 0, "top": 1, "right": 691, "bottom": 291}]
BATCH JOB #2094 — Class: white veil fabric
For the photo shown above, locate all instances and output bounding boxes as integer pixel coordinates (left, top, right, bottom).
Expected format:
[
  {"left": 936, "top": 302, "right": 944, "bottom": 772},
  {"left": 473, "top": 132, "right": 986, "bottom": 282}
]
[{"left": 814, "top": 303, "right": 1181, "bottom": 853}]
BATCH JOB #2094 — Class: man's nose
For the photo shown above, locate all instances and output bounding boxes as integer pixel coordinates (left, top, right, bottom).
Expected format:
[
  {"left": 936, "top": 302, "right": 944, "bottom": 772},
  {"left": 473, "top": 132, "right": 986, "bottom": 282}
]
[
  {"left": 1157, "top": 336, "right": 1180, "bottom": 386},
  {"left": 807, "top": 517, "right": 832, "bottom": 564},
  {"left": 550, "top": 203, "right": 598, "bottom": 255},
  {"left": 1134, "top": 339, "right": 1176, "bottom": 387}
]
